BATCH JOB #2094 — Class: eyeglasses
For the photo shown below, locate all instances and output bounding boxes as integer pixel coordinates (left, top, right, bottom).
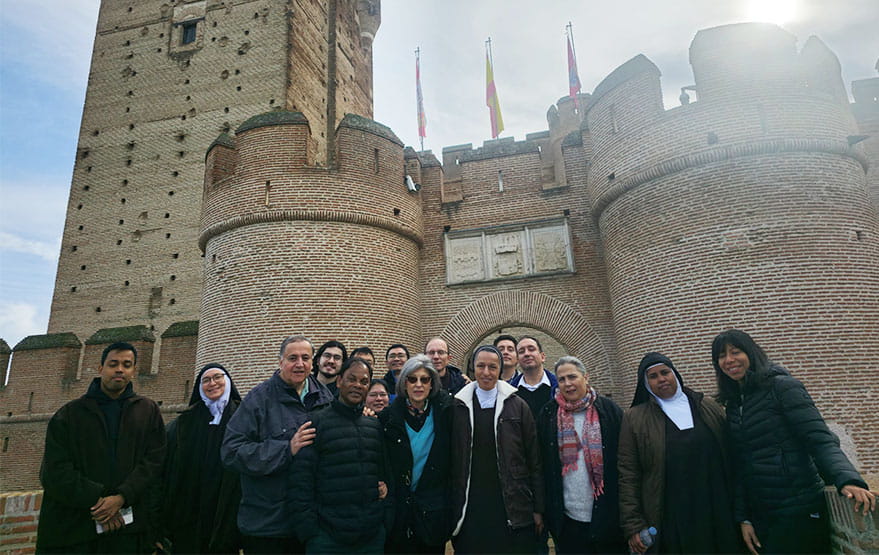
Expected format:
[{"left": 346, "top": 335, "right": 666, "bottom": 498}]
[
  {"left": 426, "top": 350, "right": 447, "bottom": 356},
  {"left": 406, "top": 375, "right": 432, "bottom": 385},
  {"left": 387, "top": 353, "right": 407, "bottom": 360},
  {"left": 201, "top": 373, "right": 226, "bottom": 385}
]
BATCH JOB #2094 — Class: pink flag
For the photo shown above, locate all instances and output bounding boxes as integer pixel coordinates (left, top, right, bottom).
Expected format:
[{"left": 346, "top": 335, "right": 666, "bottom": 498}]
[{"left": 567, "top": 34, "right": 581, "bottom": 107}]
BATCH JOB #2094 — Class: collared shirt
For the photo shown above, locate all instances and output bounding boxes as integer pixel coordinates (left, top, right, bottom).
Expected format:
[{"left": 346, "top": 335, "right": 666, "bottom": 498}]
[{"left": 518, "top": 370, "right": 551, "bottom": 392}]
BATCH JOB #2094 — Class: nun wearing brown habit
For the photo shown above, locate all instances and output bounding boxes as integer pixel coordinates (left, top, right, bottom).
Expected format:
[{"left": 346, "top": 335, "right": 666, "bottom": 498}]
[{"left": 618, "top": 352, "right": 740, "bottom": 553}]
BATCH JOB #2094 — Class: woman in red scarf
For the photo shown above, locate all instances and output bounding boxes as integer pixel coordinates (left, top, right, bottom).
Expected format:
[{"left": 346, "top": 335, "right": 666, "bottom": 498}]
[{"left": 537, "top": 356, "right": 626, "bottom": 554}]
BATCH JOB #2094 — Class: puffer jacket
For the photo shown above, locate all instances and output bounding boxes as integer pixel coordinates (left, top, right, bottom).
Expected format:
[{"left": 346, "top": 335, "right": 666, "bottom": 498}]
[
  {"left": 617, "top": 389, "right": 727, "bottom": 537},
  {"left": 220, "top": 372, "right": 333, "bottom": 537},
  {"left": 380, "top": 393, "right": 454, "bottom": 547},
  {"left": 289, "top": 399, "right": 393, "bottom": 545},
  {"left": 727, "top": 364, "right": 867, "bottom": 521},
  {"left": 450, "top": 381, "right": 545, "bottom": 534},
  {"left": 538, "top": 395, "right": 623, "bottom": 545}
]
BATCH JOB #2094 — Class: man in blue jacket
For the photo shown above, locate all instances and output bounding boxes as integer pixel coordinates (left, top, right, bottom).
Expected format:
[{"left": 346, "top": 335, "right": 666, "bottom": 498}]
[{"left": 221, "top": 335, "right": 334, "bottom": 554}]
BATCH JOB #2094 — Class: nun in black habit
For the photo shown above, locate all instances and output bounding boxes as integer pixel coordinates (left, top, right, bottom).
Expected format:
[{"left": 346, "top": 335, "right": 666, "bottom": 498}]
[
  {"left": 617, "top": 352, "right": 741, "bottom": 553},
  {"left": 161, "top": 363, "right": 242, "bottom": 554}
]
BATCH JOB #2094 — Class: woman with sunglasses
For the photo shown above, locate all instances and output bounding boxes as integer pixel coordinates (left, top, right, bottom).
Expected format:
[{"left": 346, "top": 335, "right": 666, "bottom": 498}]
[
  {"left": 379, "top": 354, "right": 454, "bottom": 553},
  {"left": 161, "top": 363, "right": 242, "bottom": 553}
]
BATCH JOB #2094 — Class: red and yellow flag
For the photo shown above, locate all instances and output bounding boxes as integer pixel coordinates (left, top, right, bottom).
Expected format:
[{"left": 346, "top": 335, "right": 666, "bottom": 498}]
[{"left": 485, "top": 51, "right": 504, "bottom": 139}]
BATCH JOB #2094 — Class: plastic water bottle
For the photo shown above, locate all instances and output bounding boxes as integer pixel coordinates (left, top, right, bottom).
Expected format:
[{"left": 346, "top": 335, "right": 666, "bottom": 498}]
[{"left": 630, "top": 526, "right": 657, "bottom": 554}]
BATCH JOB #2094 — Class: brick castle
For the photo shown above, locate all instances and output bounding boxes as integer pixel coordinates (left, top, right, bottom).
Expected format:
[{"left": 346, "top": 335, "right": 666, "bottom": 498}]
[{"left": 2, "top": 0, "right": 878, "bottom": 498}]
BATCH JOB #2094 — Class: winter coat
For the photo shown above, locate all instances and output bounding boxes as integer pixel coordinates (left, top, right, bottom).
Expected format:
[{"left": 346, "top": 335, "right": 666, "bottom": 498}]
[
  {"left": 538, "top": 395, "right": 623, "bottom": 545},
  {"left": 37, "top": 378, "right": 166, "bottom": 550},
  {"left": 220, "top": 372, "right": 333, "bottom": 537},
  {"left": 289, "top": 399, "right": 393, "bottom": 546},
  {"left": 442, "top": 365, "right": 467, "bottom": 395},
  {"left": 450, "top": 381, "right": 545, "bottom": 534},
  {"left": 380, "top": 393, "right": 453, "bottom": 547},
  {"left": 162, "top": 365, "right": 243, "bottom": 553},
  {"left": 617, "top": 389, "right": 727, "bottom": 537},
  {"left": 726, "top": 364, "right": 867, "bottom": 521}
]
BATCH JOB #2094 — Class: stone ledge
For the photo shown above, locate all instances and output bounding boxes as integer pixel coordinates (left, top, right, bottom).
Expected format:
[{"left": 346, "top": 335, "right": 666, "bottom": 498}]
[
  {"left": 13, "top": 333, "right": 81, "bottom": 352},
  {"left": 199, "top": 209, "right": 424, "bottom": 251},
  {"left": 85, "top": 325, "right": 155, "bottom": 345},
  {"left": 236, "top": 110, "right": 308, "bottom": 134},
  {"left": 161, "top": 321, "right": 199, "bottom": 338}
]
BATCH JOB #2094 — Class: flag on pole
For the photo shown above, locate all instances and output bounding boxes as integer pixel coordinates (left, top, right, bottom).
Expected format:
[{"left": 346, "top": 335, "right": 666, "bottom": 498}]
[
  {"left": 567, "top": 33, "right": 581, "bottom": 106},
  {"left": 416, "top": 49, "right": 427, "bottom": 148},
  {"left": 485, "top": 47, "right": 504, "bottom": 138}
]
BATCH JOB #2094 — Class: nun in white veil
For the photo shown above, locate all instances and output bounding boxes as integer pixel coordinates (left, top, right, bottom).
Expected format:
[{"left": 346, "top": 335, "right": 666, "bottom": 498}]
[{"left": 617, "top": 352, "right": 742, "bottom": 554}]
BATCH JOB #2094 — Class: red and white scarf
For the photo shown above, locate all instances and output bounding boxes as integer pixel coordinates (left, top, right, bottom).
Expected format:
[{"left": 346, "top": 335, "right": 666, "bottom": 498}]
[{"left": 556, "top": 388, "right": 604, "bottom": 498}]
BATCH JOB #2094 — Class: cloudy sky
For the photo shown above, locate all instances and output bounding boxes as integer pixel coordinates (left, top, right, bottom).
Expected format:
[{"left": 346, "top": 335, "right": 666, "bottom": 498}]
[{"left": 0, "top": 0, "right": 877, "bottom": 349}]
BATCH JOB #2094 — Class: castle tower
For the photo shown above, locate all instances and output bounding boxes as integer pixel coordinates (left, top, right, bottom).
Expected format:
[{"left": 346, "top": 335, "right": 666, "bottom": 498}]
[
  {"left": 46, "top": 0, "right": 379, "bottom": 343},
  {"left": 198, "top": 111, "right": 422, "bottom": 390},
  {"left": 587, "top": 23, "right": 879, "bottom": 469}
]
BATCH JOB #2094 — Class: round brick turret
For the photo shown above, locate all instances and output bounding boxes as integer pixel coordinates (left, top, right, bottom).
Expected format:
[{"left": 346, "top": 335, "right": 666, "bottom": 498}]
[
  {"left": 198, "top": 111, "right": 422, "bottom": 390},
  {"left": 588, "top": 23, "right": 879, "bottom": 469}
]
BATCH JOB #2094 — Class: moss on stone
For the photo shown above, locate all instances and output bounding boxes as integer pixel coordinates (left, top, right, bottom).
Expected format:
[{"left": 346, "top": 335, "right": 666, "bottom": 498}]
[
  {"left": 236, "top": 110, "right": 308, "bottom": 134},
  {"left": 14, "top": 333, "right": 82, "bottom": 351},
  {"left": 338, "top": 113, "right": 403, "bottom": 146},
  {"left": 161, "top": 320, "right": 199, "bottom": 338},
  {"left": 85, "top": 325, "right": 155, "bottom": 345}
]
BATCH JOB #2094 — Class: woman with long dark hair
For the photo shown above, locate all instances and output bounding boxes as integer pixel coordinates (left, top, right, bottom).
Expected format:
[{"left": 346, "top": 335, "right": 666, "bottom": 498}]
[
  {"left": 162, "top": 363, "right": 242, "bottom": 553},
  {"left": 713, "top": 329, "right": 875, "bottom": 554},
  {"left": 618, "top": 352, "right": 739, "bottom": 553},
  {"left": 380, "top": 354, "right": 453, "bottom": 553}
]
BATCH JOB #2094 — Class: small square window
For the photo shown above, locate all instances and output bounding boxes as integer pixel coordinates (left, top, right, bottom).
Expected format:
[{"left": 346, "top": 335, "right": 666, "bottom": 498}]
[{"left": 181, "top": 22, "right": 197, "bottom": 45}]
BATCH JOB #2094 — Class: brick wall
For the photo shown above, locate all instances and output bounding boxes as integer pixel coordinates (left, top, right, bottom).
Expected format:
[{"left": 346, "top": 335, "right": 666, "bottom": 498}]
[
  {"left": 0, "top": 491, "right": 40, "bottom": 554},
  {"left": 48, "top": 0, "right": 378, "bottom": 340}
]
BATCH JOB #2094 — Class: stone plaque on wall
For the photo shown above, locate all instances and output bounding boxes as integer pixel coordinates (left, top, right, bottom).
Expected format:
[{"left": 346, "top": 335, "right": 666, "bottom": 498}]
[
  {"left": 447, "top": 236, "right": 485, "bottom": 283},
  {"left": 531, "top": 227, "right": 569, "bottom": 273},
  {"left": 445, "top": 219, "right": 572, "bottom": 284}
]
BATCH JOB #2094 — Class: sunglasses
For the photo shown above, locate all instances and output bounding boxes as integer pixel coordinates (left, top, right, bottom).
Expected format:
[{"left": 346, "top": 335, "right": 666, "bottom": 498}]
[{"left": 406, "top": 375, "right": 432, "bottom": 385}]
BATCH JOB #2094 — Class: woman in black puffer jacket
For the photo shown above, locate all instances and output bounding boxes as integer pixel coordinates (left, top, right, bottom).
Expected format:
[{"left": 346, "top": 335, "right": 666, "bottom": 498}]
[{"left": 713, "top": 329, "right": 875, "bottom": 554}]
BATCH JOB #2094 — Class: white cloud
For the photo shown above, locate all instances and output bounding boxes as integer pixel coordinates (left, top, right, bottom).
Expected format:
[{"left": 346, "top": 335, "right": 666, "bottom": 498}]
[
  {"left": 0, "top": 232, "right": 60, "bottom": 262},
  {"left": 0, "top": 301, "right": 46, "bottom": 349},
  {"left": 0, "top": 175, "right": 69, "bottom": 244},
  {"left": 0, "top": 0, "right": 100, "bottom": 92}
]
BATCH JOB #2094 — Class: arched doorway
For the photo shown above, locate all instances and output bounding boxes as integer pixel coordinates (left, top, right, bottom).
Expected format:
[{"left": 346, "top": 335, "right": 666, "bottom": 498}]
[{"left": 439, "top": 291, "right": 620, "bottom": 395}]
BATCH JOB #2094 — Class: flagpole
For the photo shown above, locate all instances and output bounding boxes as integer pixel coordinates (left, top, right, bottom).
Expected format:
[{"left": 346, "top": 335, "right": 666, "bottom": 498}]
[{"left": 486, "top": 37, "right": 493, "bottom": 71}]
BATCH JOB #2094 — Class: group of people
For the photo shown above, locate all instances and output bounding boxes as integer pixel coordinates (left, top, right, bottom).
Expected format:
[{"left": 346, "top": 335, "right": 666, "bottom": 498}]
[{"left": 36, "top": 330, "right": 874, "bottom": 554}]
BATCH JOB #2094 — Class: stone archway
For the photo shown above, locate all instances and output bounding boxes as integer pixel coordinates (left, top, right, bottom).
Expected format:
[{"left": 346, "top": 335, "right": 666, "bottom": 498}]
[{"left": 440, "top": 291, "right": 619, "bottom": 392}]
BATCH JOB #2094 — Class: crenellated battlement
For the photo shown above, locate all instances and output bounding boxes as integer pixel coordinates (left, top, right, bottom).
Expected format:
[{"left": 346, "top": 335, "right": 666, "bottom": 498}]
[{"left": 584, "top": 24, "right": 866, "bottom": 220}]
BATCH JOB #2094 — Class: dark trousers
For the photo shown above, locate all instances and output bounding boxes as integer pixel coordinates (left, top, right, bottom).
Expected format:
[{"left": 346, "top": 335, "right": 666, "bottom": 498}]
[
  {"left": 385, "top": 535, "right": 446, "bottom": 554},
  {"left": 306, "top": 526, "right": 385, "bottom": 554},
  {"left": 555, "top": 516, "right": 626, "bottom": 555},
  {"left": 242, "top": 534, "right": 304, "bottom": 554},
  {"left": 754, "top": 509, "right": 830, "bottom": 554},
  {"left": 37, "top": 532, "right": 149, "bottom": 553},
  {"left": 453, "top": 524, "right": 536, "bottom": 554}
]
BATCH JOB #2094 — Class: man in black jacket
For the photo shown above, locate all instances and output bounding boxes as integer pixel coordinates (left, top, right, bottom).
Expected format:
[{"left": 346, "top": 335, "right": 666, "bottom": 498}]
[
  {"left": 290, "top": 357, "right": 392, "bottom": 552},
  {"left": 37, "top": 342, "right": 166, "bottom": 553}
]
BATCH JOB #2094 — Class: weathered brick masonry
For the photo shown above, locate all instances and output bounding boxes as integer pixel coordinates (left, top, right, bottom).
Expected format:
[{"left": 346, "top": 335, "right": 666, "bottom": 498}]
[{"left": 1, "top": 2, "right": 878, "bottom": 507}]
